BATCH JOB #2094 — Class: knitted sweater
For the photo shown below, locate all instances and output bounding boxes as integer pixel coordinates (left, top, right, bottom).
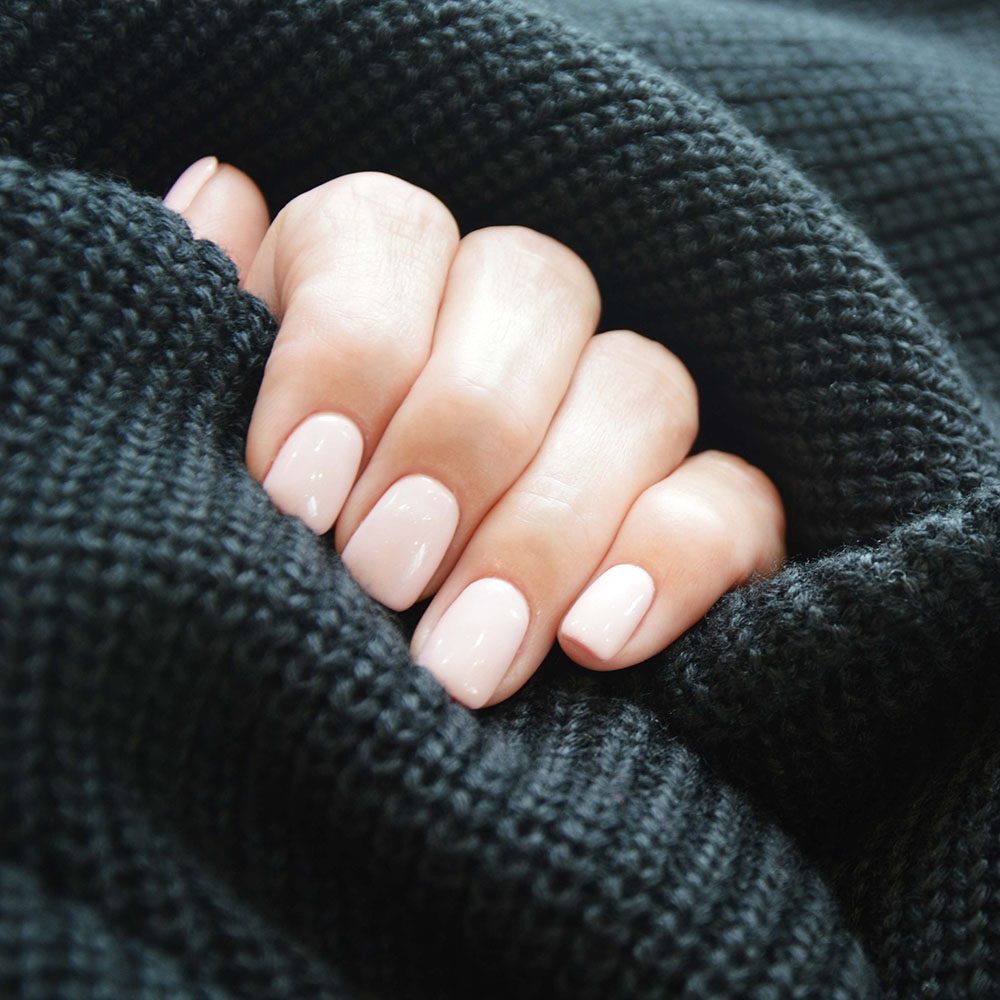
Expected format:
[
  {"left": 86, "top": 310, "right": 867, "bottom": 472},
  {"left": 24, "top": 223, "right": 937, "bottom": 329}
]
[{"left": 1, "top": 0, "right": 998, "bottom": 996}]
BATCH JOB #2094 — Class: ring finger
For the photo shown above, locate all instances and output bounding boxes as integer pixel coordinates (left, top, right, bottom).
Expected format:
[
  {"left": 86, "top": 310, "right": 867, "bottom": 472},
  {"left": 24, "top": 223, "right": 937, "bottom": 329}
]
[{"left": 409, "top": 330, "right": 700, "bottom": 708}]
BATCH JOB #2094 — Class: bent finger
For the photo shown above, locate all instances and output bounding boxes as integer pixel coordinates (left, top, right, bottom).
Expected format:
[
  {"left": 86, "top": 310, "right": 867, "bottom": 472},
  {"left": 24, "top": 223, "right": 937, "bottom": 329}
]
[
  {"left": 336, "top": 224, "right": 602, "bottom": 610},
  {"left": 163, "top": 156, "right": 270, "bottom": 286},
  {"left": 409, "top": 330, "right": 699, "bottom": 708},
  {"left": 241, "top": 172, "right": 460, "bottom": 535},
  {"left": 558, "top": 449, "right": 786, "bottom": 669}
]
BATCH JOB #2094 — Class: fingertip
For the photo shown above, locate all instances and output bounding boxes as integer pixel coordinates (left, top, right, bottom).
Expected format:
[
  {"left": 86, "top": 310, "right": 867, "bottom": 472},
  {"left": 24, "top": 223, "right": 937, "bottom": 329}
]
[
  {"left": 163, "top": 155, "right": 219, "bottom": 213},
  {"left": 165, "top": 156, "right": 270, "bottom": 284}
]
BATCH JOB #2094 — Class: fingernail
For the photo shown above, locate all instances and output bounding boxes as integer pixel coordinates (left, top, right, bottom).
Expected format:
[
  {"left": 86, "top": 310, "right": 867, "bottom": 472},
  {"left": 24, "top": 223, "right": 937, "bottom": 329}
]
[
  {"left": 341, "top": 474, "right": 459, "bottom": 611},
  {"left": 163, "top": 155, "right": 219, "bottom": 213},
  {"left": 262, "top": 413, "right": 364, "bottom": 535},
  {"left": 560, "top": 564, "right": 655, "bottom": 661},
  {"left": 415, "top": 578, "right": 530, "bottom": 709}
]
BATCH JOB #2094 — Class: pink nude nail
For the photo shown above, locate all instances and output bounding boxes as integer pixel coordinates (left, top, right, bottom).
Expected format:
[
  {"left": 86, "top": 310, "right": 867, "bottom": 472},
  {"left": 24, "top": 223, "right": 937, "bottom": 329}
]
[
  {"left": 163, "top": 155, "right": 219, "bottom": 213},
  {"left": 262, "top": 413, "right": 363, "bottom": 535},
  {"left": 415, "top": 578, "right": 530, "bottom": 709},
  {"left": 341, "top": 474, "right": 459, "bottom": 611},
  {"left": 560, "top": 564, "right": 655, "bottom": 661}
]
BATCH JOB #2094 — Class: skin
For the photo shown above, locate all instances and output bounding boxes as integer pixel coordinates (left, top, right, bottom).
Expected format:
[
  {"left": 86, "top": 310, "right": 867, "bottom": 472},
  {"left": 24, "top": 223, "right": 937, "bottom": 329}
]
[{"left": 165, "top": 158, "right": 787, "bottom": 709}]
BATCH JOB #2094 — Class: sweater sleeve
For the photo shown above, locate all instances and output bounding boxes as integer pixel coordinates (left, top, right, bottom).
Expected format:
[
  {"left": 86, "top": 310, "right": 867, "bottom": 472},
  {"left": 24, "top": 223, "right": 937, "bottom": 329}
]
[{"left": 0, "top": 153, "right": 879, "bottom": 998}]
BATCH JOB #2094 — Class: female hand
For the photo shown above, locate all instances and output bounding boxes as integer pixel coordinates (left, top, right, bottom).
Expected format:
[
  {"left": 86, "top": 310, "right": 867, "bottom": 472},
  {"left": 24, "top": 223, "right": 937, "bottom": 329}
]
[{"left": 164, "top": 157, "right": 787, "bottom": 709}]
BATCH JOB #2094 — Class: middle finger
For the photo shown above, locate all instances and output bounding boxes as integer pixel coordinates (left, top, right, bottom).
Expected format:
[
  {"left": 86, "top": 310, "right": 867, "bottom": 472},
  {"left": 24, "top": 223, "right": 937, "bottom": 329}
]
[{"left": 336, "top": 225, "right": 601, "bottom": 611}]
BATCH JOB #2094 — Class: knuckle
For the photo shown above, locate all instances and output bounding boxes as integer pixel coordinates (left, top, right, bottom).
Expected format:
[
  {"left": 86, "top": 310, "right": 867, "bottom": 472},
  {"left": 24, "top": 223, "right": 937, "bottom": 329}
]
[
  {"left": 339, "top": 170, "right": 419, "bottom": 206},
  {"left": 589, "top": 330, "right": 700, "bottom": 442},
  {"left": 277, "top": 278, "right": 425, "bottom": 382},
  {"left": 509, "top": 472, "right": 599, "bottom": 553},
  {"left": 628, "top": 334, "right": 698, "bottom": 410},
  {"left": 676, "top": 453, "right": 787, "bottom": 578},
  {"left": 429, "top": 372, "right": 540, "bottom": 459},
  {"left": 699, "top": 450, "right": 784, "bottom": 517},
  {"left": 342, "top": 170, "right": 451, "bottom": 218},
  {"left": 650, "top": 487, "right": 735, "bottom": 565},
  {"left": 688, "top": 501, "right": 737, "bottom": 568},
  {"left": 338, "top": 171, "right": 459, "bottom": 248},
  {"left": 282, "top": 171, "right": 458, "bottom": 254},
  {"left": 460, "top": 225, "right": 602, "bottom": 317}
]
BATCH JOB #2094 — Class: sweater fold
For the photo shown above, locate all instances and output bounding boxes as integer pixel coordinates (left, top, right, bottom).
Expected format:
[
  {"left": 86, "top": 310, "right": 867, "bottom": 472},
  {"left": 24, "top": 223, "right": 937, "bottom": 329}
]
[{"left": 1, "top": 1, "right": 999, "bottom": 996}]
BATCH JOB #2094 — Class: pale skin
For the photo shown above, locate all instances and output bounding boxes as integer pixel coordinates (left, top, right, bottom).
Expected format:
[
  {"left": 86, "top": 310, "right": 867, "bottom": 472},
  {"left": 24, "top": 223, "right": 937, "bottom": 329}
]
[{"left": 163, "top": 156, "right": 787, "bottom": 709}]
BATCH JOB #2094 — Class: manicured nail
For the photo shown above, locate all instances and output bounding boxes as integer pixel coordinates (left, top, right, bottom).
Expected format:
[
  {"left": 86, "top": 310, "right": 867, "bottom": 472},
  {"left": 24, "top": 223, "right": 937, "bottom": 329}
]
[
  {"left": 341, "top": 474, "right": 459, "bottom": 611},
  {"left": 262, "top": 413, "right": 363, "bottom": 535},
  {"left": 560, "top": 564, "right": 655, "bottom": 661},
  {"left": 415, "top": 578, "right": 530, "bottom": 708},
  {"left": 163, "top": 155, "right": 219, "bottom": 213}
]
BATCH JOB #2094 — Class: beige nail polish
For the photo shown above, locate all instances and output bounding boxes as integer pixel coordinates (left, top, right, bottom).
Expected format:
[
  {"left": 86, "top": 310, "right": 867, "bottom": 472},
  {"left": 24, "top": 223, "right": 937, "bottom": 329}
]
[
  {"left": 162, "top": 156, "right": 219, "bottom": 213},
  {"left": 341, "top": 474, "right": 459, "bottom": 611},
  {"left": 560, "top": 564, "right": 655, "bottom": 660},
  {"left": 415, "top": 578, "right": 530, "bottom": 709},
  {"left": 262, "top": 413, "right": 364, "bottom": 535}
]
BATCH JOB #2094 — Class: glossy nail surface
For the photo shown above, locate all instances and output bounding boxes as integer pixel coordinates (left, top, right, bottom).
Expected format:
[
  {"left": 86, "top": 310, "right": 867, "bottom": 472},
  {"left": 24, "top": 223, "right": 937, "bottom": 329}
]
[
  {"left": 341, "top": 474, "right": 459, "bottom": 611},
  {"left": 415, "top": 578, "right": 529, "bottom": 708},
  {"left": 262, "top": 413, "right": 364, "bottom": 535},
  {"left": 560, "top": 563, "right": 655, "bottom": 660},
  {"left": 163, "top": 156, "right": 219, "bottom": 213}
]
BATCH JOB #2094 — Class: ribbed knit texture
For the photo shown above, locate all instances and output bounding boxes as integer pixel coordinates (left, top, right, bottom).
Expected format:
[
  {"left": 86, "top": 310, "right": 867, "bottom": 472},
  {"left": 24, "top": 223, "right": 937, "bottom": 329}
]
[{"left": 1, "top": 0, "right": 998, "bottom": 996}]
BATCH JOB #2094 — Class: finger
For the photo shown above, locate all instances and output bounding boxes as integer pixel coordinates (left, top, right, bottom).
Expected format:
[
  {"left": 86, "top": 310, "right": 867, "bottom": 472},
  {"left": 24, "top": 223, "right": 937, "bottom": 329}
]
[
  {"left": 558, "top": 449, "right": 786, "bottom": 670},
  {"left": 335, "top": 225, "right": 602, "bottom": 611},
  {"left": 242, "top": 171, "right": 461, "bottom": 534},
  {"left": 163, "top": 156, "right": 270, "bottom": 286},
  {"left": 408, "top": 330, "right": 700, "bottom": 708}
]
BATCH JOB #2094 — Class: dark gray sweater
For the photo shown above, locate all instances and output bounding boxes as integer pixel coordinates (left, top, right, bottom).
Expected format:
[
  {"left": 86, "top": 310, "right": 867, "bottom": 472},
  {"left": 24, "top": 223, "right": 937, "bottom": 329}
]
[{"left": 1, "top": 0, "right": 998, "bottom": 996}]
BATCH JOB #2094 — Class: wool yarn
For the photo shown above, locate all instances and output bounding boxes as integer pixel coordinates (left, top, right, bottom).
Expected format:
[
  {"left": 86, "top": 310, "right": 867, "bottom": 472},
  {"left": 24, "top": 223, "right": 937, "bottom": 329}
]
[{"left": 1, "top": 1, "right": 999, "bottom": 996}]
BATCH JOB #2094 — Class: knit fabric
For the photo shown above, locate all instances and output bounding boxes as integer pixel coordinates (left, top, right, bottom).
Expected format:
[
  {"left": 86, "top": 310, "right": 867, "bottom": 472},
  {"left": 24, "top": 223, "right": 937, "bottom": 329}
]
[{"left": 1, "top": 0, "right": 998, "bottom": 996}]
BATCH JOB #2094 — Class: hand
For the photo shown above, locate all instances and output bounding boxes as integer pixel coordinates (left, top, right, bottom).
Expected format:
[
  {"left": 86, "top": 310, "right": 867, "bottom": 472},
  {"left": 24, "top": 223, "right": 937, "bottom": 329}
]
[{"left": 164, "top": 157, "right": 787, "bottom": 708}]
